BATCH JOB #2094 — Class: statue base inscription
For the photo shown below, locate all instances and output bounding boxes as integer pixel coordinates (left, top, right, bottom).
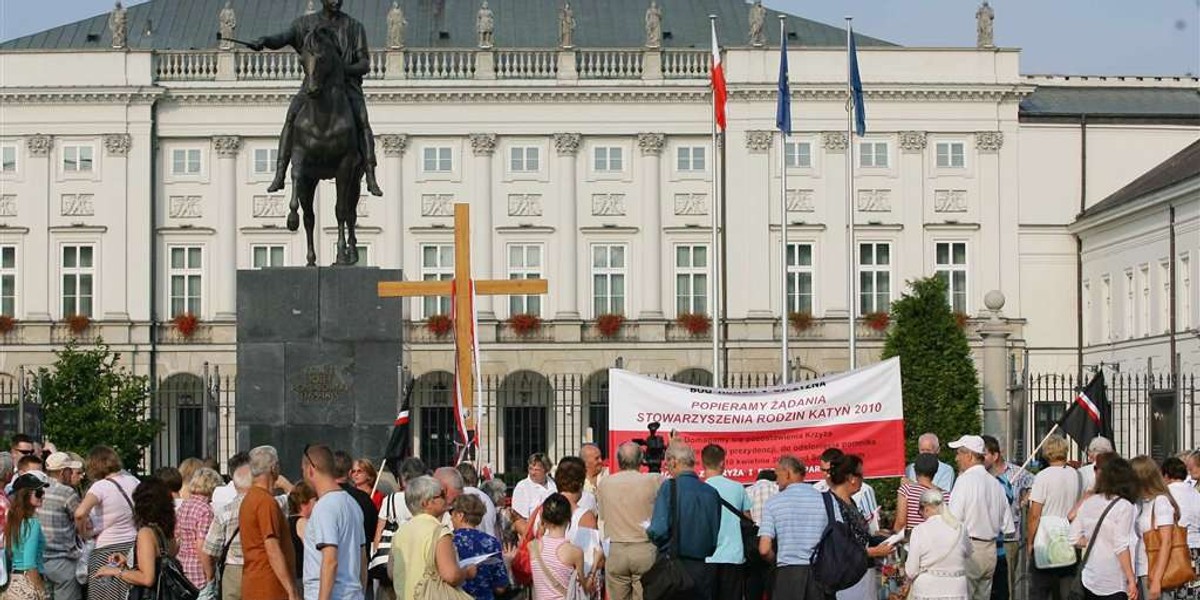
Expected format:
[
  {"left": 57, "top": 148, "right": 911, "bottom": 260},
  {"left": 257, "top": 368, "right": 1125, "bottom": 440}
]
[{"left": 235, "top": 267, "right": 404, "bottom": 478}]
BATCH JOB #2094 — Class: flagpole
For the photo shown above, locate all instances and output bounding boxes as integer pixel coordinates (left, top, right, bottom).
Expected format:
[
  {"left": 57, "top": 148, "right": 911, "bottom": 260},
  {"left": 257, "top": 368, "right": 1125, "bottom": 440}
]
[
  {"left": 709, "top": 14, "right": 722, "bottom": 386},
  {"left": 845, "top": 17, "right": 858, "bottom": 370},
  {"left": 779, "top": 15, "right": 790, "bottom": 383}
]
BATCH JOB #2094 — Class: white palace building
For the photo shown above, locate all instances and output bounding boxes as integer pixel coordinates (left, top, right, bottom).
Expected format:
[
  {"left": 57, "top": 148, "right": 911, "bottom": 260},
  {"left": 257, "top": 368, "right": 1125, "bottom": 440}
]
[{"left": 0, "top": 0, "right": 1197, "bottom": 464}]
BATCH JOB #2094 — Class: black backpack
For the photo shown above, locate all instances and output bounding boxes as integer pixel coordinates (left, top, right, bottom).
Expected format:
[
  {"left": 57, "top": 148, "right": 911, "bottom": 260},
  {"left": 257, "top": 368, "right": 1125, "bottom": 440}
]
[{"left": 810, "top": 492, "right": 870, "bottom": 593}]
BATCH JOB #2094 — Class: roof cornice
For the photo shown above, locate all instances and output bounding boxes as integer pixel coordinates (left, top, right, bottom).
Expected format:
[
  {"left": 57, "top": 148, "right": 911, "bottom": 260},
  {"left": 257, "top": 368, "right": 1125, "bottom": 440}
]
[
  {"left": 1069, "top": 176, "right": 1200, "bottom": 234},
  {"left": 0, "top": 87, "right": 163, "bottom": 104}
]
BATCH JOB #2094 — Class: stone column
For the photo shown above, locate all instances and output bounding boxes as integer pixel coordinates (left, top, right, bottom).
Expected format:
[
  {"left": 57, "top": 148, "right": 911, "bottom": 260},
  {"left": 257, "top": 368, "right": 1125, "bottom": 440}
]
[
  {"left": 554, "top": 133, "right": 582, "bottom": 320},
  {"left": 379, "top": 134, "right": 409, "bottom": 270},
  {"left": 469, "top": 133, "right": 498, "bottom": 319},
  {"left": 24, "top": 135, "right": 53, "bottom": 321},
  {"left": 637, "top": 133, "right": 665, "bottom": 320},
  {"left": 213, "top": 136, "right": 241, "bottom": 321},
  {"left": 978, "top": 290, "right": 1012, "bottom": 452},
  {"left": 742, "top": 130, "right": 774, "bottom": 320},
  {"left": 103, "top": 134, "right": 133, "bottom": 321}
]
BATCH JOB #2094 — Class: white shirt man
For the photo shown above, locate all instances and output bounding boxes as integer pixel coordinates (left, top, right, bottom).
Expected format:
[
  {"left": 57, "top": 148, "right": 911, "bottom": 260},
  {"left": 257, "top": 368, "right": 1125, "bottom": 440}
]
[
  {"left": 904, "top": 432, "right": 956, "bottom": 491},
  {"left": 1077, "top": 436, "right": 1114, "bottom": 492},
  {"left": 948, "top": 435, "right": 1015, "bottom": 600}
]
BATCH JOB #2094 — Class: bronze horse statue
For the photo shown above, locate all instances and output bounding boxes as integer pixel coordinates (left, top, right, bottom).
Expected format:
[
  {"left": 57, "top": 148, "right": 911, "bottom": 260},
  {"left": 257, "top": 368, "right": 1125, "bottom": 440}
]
[{"left": 288, "top": 26, "right": 363, "bottom": 266}]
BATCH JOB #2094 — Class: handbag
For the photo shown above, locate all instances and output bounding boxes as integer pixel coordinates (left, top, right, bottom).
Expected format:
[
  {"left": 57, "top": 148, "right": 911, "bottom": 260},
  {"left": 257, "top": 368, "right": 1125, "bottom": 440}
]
[
  {"left": 369, "top": 494, "right": 400, "bottom": 581},
  {"left": 1034, "top": 468, "right": 1082, "bottom": 569},
  {"left": 511, "top": 504, "right": 544, "bottom": 586},
  {"left": 532, "top": 538, "right": 588, "bottom": 600},
  {"left": 412, "top": 530, "right": 472, "bottom": 600},
  {"left": 127, "top": 525, "right": 200, "bottom": 600},
  {"left": 1068, "top": 498, "right": 1121, "bottom": 600},
  {"left": 642, "top": 479, "right": 695, "bottom": 600},
  {"left": 1143, "top": 500, "right": 1197, "bottom": 590},
  {"left": 717, "top": 496, "right": 762, "bottom": 565}
]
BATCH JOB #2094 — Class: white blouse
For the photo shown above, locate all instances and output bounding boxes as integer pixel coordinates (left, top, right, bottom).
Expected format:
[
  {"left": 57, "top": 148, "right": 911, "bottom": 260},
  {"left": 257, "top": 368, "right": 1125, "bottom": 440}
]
[
  {"left": 904, "top": 514, "right": 971, "bottom": 600},
  {"left": 1070, "top": 495, "right": 1135, "bottom": 596}
]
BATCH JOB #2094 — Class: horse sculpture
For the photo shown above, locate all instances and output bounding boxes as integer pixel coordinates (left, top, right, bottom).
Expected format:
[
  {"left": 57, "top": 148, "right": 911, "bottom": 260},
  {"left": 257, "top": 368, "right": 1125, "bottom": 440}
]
[{"left": 288, "top": 27, "right": 363, "bottom": 266}]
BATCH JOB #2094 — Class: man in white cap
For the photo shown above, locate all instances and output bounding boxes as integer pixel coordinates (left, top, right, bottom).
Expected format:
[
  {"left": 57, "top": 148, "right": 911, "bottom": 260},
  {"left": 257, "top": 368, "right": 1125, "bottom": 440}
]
[
  {"left": 948, "top": 434, "right": 1015, "bottom": 600},
  {"left": 39, "top": 452, "right": 84, "bottom": 600}
]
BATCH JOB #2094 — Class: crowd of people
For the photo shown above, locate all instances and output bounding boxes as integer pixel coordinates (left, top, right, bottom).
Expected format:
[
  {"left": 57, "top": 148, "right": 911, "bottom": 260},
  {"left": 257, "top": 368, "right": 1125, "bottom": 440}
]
[{"left": 2, "top": 430, "right": 1200, "bottom": 600}]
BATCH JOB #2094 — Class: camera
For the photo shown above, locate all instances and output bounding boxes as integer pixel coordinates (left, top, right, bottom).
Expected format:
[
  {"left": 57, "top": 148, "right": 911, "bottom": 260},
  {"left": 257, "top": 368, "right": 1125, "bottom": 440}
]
[{"left": 632, "top": 421, "right": 667, "bottom": 473}]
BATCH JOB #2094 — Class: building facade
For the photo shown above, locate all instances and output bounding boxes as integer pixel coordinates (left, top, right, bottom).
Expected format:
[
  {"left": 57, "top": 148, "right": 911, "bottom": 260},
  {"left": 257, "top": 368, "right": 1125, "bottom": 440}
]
[{"left": 1, "top": 0, "right": 1197, "bottom": 465}]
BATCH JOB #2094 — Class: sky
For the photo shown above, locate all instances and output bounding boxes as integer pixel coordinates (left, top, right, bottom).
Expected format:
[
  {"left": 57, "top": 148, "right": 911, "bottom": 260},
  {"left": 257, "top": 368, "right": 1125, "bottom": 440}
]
[{"left": 1, "top": 0, "right": 1197, "bottom": 76}]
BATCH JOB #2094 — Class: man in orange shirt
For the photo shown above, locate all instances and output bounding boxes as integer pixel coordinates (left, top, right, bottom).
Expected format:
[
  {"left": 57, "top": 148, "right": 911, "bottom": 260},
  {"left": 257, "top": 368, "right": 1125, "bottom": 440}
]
[{"left": 240, "top": 445, "right": 299, "bottom": 600}]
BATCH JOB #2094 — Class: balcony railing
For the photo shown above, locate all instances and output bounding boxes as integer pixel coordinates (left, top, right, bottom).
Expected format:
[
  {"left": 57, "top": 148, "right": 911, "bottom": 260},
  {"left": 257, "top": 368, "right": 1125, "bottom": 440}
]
[{"left": 152, "top": 47, "right": 710, "bottom": 83}]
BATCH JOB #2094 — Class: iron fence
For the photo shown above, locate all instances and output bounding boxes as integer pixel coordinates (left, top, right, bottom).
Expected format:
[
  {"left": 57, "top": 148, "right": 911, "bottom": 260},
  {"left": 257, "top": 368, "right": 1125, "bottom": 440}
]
[
  {"left": 1024, "top": 371, "right": 1198, "bottom": 461},
  {"left": 0, "top": 368, "right": 44, "bottom": 442}
]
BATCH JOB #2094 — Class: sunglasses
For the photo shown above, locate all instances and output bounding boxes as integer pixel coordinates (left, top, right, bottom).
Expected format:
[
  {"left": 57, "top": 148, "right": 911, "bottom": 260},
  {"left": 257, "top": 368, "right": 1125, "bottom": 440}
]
[
  {"left": 34, "top": 489, "right": 45, "bottom": 499},
  {"left": 15, "top": 448, "right": 34, "bottom": 456},
  {"left": 303, "top": 444, "right": 319, "bottom": 469}
]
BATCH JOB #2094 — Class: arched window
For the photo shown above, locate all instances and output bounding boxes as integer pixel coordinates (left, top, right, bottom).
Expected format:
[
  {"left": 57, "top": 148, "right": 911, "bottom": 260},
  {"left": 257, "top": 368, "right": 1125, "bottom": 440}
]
[
  {"left": 582, "top": 370, "right": 610, "bottom": 458},
  {"left": 672, "top": 368, "right": 713, "bottom": 388},
  {"left": 411, "top": 371, "right": 456, "bottom": 469},
  {"left": 498, "top": 370, "right": 553, "bottom": 477}
]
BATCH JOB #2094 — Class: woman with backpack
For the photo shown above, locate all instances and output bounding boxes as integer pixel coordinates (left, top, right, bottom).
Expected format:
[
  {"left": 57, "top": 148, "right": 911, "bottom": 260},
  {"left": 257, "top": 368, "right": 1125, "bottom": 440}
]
[
  {"left": 903, "top": 489, "right": 970, "bottom": 599},
  {"left": 92, "top": 478, "right": 178, "bottom": 594},
  {"left": 827, "top": 454, "right": 895, "bottom": 600},
  {"left": 1068, "top": 455, "right": 1139, "bottom": 600}
]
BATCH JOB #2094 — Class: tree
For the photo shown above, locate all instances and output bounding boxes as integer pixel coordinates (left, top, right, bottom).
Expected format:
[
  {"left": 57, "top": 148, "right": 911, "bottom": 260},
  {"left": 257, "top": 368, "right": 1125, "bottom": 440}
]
[
  {"left": 882, "top": 276, "right": 981, "bottom": 463},
  {"left": 39, "top": 341, "right": 160, "bottom": 472}
]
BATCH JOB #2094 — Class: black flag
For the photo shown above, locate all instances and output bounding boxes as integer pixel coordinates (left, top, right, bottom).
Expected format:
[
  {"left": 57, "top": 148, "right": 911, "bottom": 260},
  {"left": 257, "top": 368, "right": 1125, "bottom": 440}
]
[
  {"left": 1056, "top": 371, "right": 1113, "bottom": 449},
  {"left": 383, "top": 381, "right": 414, "bottom": 465}
]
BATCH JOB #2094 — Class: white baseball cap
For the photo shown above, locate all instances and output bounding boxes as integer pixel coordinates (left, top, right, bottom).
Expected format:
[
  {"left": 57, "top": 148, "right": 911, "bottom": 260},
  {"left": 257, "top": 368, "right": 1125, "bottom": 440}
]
[
  {"left": 948, "top": 435, "right": 985, "bottom": 455},
  {"left": 45, "top": 452, "right": 83, "bottom": 471}
]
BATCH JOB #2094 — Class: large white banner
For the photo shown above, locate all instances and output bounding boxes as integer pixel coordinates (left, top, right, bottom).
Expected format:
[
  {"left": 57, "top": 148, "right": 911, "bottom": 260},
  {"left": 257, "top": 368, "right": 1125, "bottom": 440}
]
[{"left": 608, "top": 357, "right": 905, "bottom": 482}]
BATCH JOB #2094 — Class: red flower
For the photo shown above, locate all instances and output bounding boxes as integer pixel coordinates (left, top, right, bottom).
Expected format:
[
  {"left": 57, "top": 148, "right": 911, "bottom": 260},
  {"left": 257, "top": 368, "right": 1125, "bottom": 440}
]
[
  {"left": 426, "top": 314, "right": 453, "bottom": 337},
  {"left": 507, "top": 313, "right": 543, "bottom": 336},
  {"left": 66, "top": 314, "right": 91, "bottom": 334},
  {"left": 173, "top": 312, "right": 199, "bottom": 337},
  {"left": 954, "top": 311, "right": 970, "bottom": 329},
  {"left": 789, "top": 311, "right": 814, "bottom": 332},
  {"left": 864, "top": 311, "right": 890, "bottom": 332},
  {"left": 676, "top": 312, "right": 711, "bottom": 335},
  {"left": 0, "top": 315, "right": 15, "bottom": 334},
  {"left": 595, "top": 313, "right": 625, "bottom": 338}
]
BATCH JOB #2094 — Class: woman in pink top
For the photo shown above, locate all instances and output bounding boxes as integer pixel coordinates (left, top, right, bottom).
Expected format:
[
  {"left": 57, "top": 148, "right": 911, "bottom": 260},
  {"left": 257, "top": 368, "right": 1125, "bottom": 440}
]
[
  {"left": 531, "top": 494, "right": 593, "bottom": 600},
  {"left": 74, "top": 445, "right": 142, "bottom": 600}
]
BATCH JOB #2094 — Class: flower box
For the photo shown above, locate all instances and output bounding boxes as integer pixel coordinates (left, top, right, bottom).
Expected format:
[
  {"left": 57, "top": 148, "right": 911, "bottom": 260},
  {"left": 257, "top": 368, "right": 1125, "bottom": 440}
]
[
  {"left": 426, "top": 314, "right": 453, "bottom": 337},
  {"left": 789, "top": 311, "right": 814, "bottom": 332},
  {"left": 676, "top": 312, "right": 711, "bottom": 335},
  {"left": 66, "top": 314, "right": 91, "bottom": 334},
  {"left": 173, "top": 312, "right": 200, "bottom": 338},
  {"left": 0, "top": 315, "right": 15, "bottom": 335},
  {"left": 864, "top": 311, "right": 890, "bottom": 332},
  {"left": 595, "top": 313, "right": 625, "bottom": 338},
  {"left": 507, "top": 313, "right": 543, "bottom": 336}
]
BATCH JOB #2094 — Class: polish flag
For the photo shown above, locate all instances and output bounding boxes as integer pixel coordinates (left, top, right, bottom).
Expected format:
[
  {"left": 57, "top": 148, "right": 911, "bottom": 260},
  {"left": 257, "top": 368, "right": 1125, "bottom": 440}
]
[{"left": 710, "top": 20, "right": 727, "bottom": 130}]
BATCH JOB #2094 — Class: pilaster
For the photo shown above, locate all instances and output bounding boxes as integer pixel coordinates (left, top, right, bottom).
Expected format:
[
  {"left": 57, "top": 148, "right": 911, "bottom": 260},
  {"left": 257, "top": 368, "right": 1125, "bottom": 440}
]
[{"left": 213, "top": 135, "right": 241, "bottom": 321}]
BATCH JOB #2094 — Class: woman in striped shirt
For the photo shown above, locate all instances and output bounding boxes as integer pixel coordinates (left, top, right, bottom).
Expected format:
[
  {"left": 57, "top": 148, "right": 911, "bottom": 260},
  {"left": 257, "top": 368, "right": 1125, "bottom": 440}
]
[{"left": 895, "top": 453, "right": 952, "bottom": 533}]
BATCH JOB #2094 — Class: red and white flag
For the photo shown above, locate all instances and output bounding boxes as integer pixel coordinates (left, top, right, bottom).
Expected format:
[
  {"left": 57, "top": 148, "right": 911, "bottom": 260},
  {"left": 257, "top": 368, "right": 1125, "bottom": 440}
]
[{"left": 710, "top": 20, "right": 727, "bottom": 130}]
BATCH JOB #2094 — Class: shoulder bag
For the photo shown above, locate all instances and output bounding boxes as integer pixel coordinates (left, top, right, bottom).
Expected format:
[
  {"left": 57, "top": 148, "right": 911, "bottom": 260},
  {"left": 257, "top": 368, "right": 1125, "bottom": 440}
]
[
  {"left": 212, "top": 525, "right": 238, "bottom": 599},
  {"left": 641, "top": 478, "right": 694, "bottom": 600},
  {"left": 369, "top": 494, "right": 400, "bottom": 582},
  {"left": 717, "top": 496, "right": 763, "bottom": 566},
  {"left": 1143, "top": 499, "right": 1197, "bottom": 590},
  {"left": 1067, "top": 498, "right": 1121, "bottom": 600},
  {"left": 127, "top": 525, "right": 200, "bottom": 600},
  {"left": 1033, "top": 467, "right": 1081, "bottom": 569},
  {"left": 511, "top": 504, "right": 544, "bottom": 586},
  {"left": 412, "top": 530, "right": 472, "bottom": 600}
]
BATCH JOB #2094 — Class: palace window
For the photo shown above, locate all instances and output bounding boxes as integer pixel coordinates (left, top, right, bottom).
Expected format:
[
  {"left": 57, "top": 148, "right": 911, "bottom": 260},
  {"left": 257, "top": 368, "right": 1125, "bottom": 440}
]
[
  {"left": 787, "top": 242, "right": 814, "bottom": 314},
  {"left": 592, "top": 244, "right": 626, "bottom": 316},
  {"left": 1182, "top": 254, "right": 1192, "bottom": 331},
  {"left": 1, "top": 145, "right": 16, "bottom": 173},
  {"left": 1140, "top": 264, "right": 1150, "bottom": 336},
  {"left": 784, "top": 141, "right": 812, "bottom": 168},
  {"left": 593, "top": 147, "right": 624, "bottom": 172},
  {"left": 1125, "top": 270, "right": 1135, "bottom": 339},
  {"left": 936, "top": 142, "right": 965, "bottom": 168},
  {"left": 62, "top": 145, "right": 94, "bottom": 173},
  {"left": 251, "top": 244, "right": 286, "bottom": 269},
  {"left": 421, "top": 244, "right": 454, "bottom": 318},
  {"left": 1083, "top": 280, "right": 1091, "bottom": 345},
  {"left": 1101, "top": 276, "right": 1112, "bottom": 341},
  {"left": 509, "top": 146, "right": 540, "bottom": 173},
  {"left": 859, "top": 242, "right": 891, "bottom": 315},
  {"left": 508, "top": 244, "right": 543, "bottom": 316},
  {"left": 1159, "top": 261, "right": 1170, "bottom": 334},
  {"left": 61, "top": 245, "right": 95, "bottom": 318},
  {"left": 934, "top": 241, "right": 968, "bottom": 313},
  {"left": 859, "top": 142, "right": 889, "bottom": 168},
  {"left": 169, "top": 246, "right": 203, "bottom": 318},
  {"left": 253, "top": 148, "right": 278, "bottom": 175},
  {"left": 0, "top": 246, "right": 16, "bottom": 317},
  {"left": 422, "top": 147, "right": 453, "bottom": 173},
  {"left": 171, "top": 149, "right": 202, "bottom": 175},
  {"left": 676, "top": 146, "right": 706, "bottom": 172},
  {"left": 675, "top": 245, "right": 708, "bottom": 316}
]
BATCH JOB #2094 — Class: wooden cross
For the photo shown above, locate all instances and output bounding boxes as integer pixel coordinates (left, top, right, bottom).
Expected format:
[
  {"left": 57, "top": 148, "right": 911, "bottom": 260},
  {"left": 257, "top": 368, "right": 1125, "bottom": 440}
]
[{"left": 378, "top": 203, "right": 548, "bottom": 435}]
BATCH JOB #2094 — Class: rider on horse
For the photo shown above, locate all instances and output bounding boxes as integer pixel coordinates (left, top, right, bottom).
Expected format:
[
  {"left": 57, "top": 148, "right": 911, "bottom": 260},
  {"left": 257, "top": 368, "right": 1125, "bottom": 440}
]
[{"left": 250, "top": 0, "right": 383, "bottom": 197}]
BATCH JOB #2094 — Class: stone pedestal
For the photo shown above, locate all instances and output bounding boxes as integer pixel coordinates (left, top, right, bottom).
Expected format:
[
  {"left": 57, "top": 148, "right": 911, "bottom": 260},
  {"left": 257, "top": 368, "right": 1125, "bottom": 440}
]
[{"left": 236, "top": 267, "right": 404, "bottom": 478}]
